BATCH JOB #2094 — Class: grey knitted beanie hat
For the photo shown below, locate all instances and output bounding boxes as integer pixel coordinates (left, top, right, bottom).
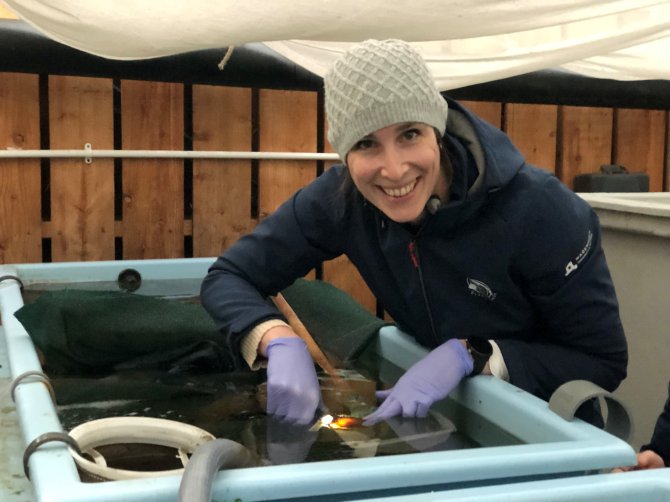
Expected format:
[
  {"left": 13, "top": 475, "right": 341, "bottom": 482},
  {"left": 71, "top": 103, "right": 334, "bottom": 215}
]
[{"left": 324, "top": 39, "right": 449, "bottom": 162}]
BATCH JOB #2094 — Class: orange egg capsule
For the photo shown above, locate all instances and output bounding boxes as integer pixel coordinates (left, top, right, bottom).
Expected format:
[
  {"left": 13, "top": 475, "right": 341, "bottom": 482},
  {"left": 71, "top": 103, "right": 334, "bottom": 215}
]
[{"left": 331, "top": 416, "right": 362, "bottom": 429}]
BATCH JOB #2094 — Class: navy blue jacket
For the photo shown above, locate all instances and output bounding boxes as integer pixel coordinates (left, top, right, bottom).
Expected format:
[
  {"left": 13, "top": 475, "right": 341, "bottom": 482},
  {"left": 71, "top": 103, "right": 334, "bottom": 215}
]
[{"left": 201, "top": 98, "right": 627, "bottom": 403}]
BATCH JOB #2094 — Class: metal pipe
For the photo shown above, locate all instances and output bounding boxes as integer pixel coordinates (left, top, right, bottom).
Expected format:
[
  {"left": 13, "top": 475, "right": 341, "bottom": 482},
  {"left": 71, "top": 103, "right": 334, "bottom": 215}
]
[{"left": 0, "top": 149, "right": 340, "bottom": 161}]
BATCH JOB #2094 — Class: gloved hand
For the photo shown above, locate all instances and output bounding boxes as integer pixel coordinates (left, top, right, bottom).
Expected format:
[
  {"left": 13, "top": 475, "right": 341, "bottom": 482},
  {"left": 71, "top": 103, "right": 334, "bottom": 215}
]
[
  {"left": 265, "top": 337, "right": 322, "bottom": 424},
  {"left": 363, "top": 338, "right": 473, "bottom": 425},
  {"left": 266, "top": 415, "right": 318, "bottom": 465}
]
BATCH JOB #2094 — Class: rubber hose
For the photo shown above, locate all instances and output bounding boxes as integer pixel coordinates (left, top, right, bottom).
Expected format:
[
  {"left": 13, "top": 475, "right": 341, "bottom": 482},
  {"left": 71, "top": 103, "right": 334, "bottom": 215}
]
[{"left": 178, "top": 438, "right": 262, "bottom": 502}]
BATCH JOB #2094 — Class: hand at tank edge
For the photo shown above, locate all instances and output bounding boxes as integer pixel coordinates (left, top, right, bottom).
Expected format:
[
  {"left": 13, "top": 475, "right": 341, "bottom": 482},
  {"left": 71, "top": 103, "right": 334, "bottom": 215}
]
[
  {"left": 363, "top": 338, "right": 473, "bottom": 426},
  {"left": 612, "top": 450, "right": 665, "bottom": 473}
]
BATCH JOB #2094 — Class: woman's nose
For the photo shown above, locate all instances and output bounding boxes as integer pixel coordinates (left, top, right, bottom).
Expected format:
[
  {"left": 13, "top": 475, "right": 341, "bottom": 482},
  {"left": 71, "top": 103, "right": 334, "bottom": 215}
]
[{"left": 378, "top": 147, "right": 407, "bottom": 180}]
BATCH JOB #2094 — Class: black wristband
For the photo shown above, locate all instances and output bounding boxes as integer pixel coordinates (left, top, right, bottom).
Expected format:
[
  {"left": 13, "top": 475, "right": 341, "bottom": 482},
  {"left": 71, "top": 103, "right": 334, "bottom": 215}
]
[{"left": 466, "top": 337, "right": 493, "bottom": 376}]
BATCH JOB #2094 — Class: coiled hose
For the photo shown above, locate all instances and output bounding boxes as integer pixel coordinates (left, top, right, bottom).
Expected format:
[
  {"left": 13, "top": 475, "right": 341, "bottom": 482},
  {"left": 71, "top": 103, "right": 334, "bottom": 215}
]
[{"left": 178, "top": 438, "right": 262, "bottom": 502}]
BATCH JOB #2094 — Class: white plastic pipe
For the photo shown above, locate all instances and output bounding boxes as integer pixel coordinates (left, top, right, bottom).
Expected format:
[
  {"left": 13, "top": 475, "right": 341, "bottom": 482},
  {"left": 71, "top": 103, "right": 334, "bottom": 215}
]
[{"left": 0, "top": 149, "right": 340, "bottom": 161}]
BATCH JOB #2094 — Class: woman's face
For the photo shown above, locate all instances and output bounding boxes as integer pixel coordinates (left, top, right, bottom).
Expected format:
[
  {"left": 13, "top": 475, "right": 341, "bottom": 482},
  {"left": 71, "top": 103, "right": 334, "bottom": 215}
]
[{"left": 346, "top": 122, "right": 447, "bottom": 224}]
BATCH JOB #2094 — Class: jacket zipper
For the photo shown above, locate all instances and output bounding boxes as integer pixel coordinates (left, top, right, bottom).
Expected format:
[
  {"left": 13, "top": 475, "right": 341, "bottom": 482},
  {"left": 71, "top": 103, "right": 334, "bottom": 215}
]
[{"left": 408, "top": 239, "right": 440, "bottom": 346}]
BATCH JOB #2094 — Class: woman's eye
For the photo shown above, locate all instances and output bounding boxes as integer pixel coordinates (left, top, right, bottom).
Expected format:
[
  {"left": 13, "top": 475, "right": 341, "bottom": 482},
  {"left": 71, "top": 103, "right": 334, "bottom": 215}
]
[
  {"left": 403, "top": 128, "right": 421, "bottom": 140},
  {"left": 352, "top": 139, "right": 374, "bottom": 151}
]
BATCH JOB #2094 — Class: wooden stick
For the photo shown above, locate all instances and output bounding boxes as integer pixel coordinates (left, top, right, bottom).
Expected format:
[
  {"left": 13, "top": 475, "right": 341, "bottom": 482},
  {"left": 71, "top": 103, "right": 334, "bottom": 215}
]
[
  {"left": 271, "top": 293, "right": 339, "bottom": 376},
  {"left": 271, "top": 293, "right": 382, "bottom": 417}
]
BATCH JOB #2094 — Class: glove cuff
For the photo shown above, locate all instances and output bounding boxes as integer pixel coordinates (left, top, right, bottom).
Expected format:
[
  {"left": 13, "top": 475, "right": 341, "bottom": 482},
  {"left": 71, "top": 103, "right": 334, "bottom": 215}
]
[
  {"left": 266, "top": 336, "right": 309, "bottom": 354},
  {"left": 445, "top": 338, "right": 474, "bottom": 377}
]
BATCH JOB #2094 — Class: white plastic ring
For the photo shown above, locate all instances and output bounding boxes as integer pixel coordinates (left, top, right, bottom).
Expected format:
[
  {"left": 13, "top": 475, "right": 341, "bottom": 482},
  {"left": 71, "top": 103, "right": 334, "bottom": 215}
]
[{"left": 68, "top": 417, "right": 215, "bottom": 480}]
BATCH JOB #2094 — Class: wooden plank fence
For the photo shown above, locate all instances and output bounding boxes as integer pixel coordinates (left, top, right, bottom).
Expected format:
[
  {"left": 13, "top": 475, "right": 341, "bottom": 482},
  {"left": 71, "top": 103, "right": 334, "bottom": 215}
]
[
  {"left": 49, "top": 75, "right": 115, "bottom": 262},
  {"left": 192, "top": 85, "right": 254, "bottom": 257},
  {"left": 0, "top": 73, "right": 41, "bottom": 263},
  {"left": 1, "top": 73, "right": 669, "bottom": 311}
]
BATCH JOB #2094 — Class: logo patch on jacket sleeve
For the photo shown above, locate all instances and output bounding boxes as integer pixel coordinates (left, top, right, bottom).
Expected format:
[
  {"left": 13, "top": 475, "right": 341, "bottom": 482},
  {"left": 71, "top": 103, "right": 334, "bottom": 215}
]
[
  {"left": 564, "top": 230, "right": 593, "bottom": 277},
  {"left": 467, "top": 278, "right": 497, "bottom": 301}
]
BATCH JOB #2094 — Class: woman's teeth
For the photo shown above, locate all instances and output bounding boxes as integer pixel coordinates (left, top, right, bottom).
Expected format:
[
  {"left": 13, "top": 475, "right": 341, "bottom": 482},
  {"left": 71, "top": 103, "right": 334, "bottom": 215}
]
[{"left": 383, "top": 180, "right": 416, "bottom": 197}]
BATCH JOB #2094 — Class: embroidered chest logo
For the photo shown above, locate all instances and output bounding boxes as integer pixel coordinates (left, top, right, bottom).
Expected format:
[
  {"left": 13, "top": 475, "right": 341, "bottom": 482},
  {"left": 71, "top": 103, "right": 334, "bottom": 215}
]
[
  {"left": 565, "top": 231, "right": 593, "bottom": 277},
  {"left": 467, "top": 278, "right": 497, "bottom": 301}
]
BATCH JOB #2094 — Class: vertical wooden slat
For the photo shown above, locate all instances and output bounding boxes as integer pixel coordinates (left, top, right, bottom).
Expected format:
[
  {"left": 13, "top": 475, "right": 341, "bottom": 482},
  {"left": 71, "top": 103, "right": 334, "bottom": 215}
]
[
  {"left": 458, "top": 100, "right": 502, "bottom": 129},
  {"left": 259, "top": 90, "right": 317, "bottom": 280},
  {"left": 560, "top": 106, "right": 613, "bottom": 189},
  {"left": 0, "top": 73, "right": 41, "bottom": 263},
  {"left": 614, "top": 108, "right": 666, "bottom": 192},
  {"left": 192, "top": 85, "right": 253, "bottom": 257},
  {"left": 121, "top": 80, "right": 184, "bottom": 259},
  {"left": 320, "top": 119, "right": 377, "bottom": 313},
  {"left": 49, "top": 76, "right": 115, "bottom": 261},
  {"left": 258, "top": 90, "right": 317, "bottom": 216},
  {"left": 505, "top": 103, "right": 558, "bottom": 174}
]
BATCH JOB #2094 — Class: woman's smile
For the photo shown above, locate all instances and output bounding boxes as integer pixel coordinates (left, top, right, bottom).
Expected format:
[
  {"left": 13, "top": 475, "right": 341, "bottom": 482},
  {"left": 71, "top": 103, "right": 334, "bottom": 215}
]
[{"left": 381, "top": 178, "right": 418, "bottom": 198}]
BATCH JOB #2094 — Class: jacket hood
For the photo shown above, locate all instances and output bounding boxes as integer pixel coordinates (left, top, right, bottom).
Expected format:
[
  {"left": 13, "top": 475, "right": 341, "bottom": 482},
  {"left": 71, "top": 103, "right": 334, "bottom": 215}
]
[
  {"left": 407, "top": 96, "right": 527, "bottom": 234},
  {"left": 444, "top": 96, "right": 526, "bottom": 195}
]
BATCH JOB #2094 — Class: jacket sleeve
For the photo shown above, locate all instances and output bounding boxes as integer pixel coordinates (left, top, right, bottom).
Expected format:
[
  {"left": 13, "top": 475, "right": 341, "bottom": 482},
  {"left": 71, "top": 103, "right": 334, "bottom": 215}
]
[
  {"left": 200, "top": 170, "right": 347, "bottom": 360},
  {"left": 496, "top": 175, "right": 628, "bottom": 402},
  {"left": 641, "top": 381, "right": 670, "bottom": 466}
]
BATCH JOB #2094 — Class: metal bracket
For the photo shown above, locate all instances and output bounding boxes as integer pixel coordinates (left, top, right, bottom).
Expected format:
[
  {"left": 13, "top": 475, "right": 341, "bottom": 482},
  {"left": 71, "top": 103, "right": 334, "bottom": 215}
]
[
  {"left": 0, "top": 274, "right": 24, "bottom": 291},
  {"left": 23, "top": 432, "right": 83, "bottom": 480},
  {"left": 84, "top": 143, "right": 92, "bottom": 164},
  {"left": 10, "top": 370, "right": 56, "bottom": 406}
]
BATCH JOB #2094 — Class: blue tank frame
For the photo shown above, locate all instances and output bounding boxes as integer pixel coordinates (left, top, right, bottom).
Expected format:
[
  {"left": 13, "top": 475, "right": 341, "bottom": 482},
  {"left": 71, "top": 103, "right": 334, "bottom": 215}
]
[{"left": 0, "top": 258, "right": 638, "bottom": 502}]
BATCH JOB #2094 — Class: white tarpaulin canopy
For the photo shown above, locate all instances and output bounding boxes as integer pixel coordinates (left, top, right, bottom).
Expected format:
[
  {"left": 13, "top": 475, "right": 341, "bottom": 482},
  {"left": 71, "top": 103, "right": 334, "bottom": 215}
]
[{"left": 4, "top": 0, "right": 670, "bottom": 90}]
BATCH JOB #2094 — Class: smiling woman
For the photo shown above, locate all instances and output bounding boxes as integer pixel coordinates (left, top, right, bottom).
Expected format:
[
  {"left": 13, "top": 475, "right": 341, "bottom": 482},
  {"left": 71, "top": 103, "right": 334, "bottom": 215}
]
[
  {"left": 201, "top": 39, "right": 628, "bottom": 430},
  {"left": 322, "top": 39, "right": 451, "bottom": 224}
]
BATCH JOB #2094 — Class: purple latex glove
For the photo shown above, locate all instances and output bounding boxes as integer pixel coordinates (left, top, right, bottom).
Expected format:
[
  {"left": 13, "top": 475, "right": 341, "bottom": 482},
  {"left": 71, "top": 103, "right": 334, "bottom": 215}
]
[
  {"left": 363, "top": 338, "right": 473, "bottom": 426},
  {"left": 265, "top": 337, "right": 321, "bottom": 425}
]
